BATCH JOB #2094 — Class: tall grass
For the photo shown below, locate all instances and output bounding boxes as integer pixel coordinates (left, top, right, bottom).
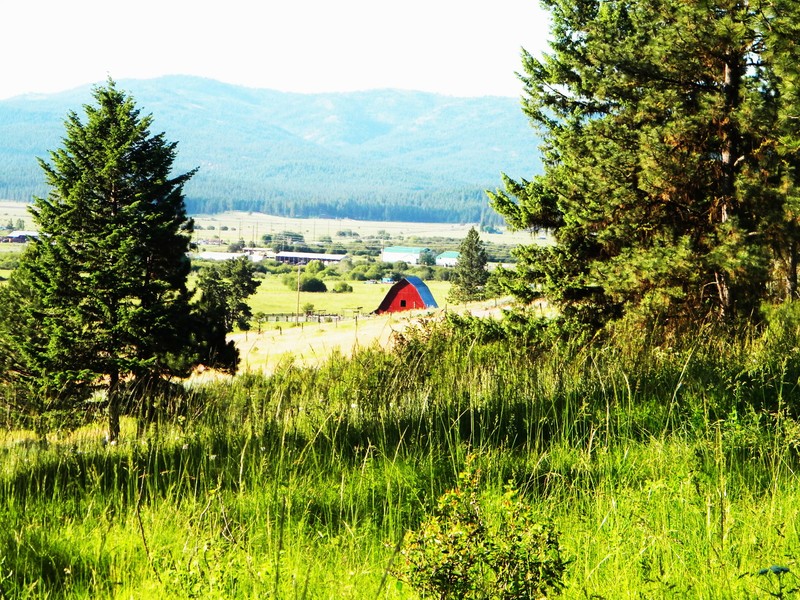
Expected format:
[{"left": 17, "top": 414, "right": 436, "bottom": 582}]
[{"left": 3, "top": 309, "right": 800, "bottom": 597}]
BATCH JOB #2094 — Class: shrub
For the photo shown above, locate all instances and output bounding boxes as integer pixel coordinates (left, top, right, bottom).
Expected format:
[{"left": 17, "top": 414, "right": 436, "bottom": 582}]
[
  {"left": 397, "top": 457, "right": 567, "bottom": 599},
  {"left": 281, "top": 274, "right": 327, "bottom": 292},
  {"left": 332, "top": 281, "right": 353, "bottom": 293},
  {"left": 300, "top": 276, "right": 327, "bottom": 292}
]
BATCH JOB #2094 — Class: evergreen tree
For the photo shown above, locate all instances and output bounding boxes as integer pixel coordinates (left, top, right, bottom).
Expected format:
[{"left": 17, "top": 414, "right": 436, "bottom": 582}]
[
  {"left": 0, "top": 79, "right": 197, "bottom": 441},
  {"left": 194, "top": 257, "right": 261, "bottom": 373},
  {"left": 448, "top": 227, "right": 489, "bottom": 302},
  {"left": 489, "top": 0, "right": 800, "bottom": 330}
]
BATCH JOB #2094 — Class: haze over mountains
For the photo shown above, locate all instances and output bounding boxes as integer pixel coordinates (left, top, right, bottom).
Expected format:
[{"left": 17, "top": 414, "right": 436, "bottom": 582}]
[{"left": 0, "top": 76, "right": 541, "bottom": 224}]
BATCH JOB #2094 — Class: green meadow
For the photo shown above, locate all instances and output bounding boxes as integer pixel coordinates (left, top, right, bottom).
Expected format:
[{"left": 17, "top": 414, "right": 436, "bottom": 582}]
[
  {"left": 4, "top": 309, "right": 800, "bottom": 597},
  {"left": 246, "top": 276, "right": 452, "bottom": 317}
]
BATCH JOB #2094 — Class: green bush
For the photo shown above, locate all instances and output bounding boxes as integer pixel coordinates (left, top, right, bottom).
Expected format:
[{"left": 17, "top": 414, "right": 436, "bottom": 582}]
[
  {"left": 332, "top": 281, "right": 353, "bottom": 293},
  {"left": 300, "top": 276, "right": 327, "bottom": 292},
  {"left": 281, "top": 274, "right": 328, "bottom": 292},
  {"left": 397, "top": 458, "right": 567, "bottom": 599},
  {"left": 0, "top": 252, "right": 22, "bottom": 270}
]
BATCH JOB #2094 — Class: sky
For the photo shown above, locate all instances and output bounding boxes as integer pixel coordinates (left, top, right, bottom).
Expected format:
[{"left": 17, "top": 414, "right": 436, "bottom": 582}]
[{"left": 1, "top": 0, "right": 551, "bottom": 100}]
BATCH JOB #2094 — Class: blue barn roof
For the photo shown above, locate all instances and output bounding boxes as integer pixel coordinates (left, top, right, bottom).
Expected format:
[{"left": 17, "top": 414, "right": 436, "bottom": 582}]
[
  {"left": 374, "top": 276, "right": 439, "bottom": 314},
  {"left": 401, "top": 276, "right": 438, "bottom": 309}
]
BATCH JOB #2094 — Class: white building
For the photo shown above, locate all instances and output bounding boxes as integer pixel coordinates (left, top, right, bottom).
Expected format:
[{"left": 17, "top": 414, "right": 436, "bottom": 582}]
[
  {"left": 436, "top": 251, "right": 460, "bottom": 267},
  {"left": 380, "top": 246, "right": 429, "bottom": 265}
]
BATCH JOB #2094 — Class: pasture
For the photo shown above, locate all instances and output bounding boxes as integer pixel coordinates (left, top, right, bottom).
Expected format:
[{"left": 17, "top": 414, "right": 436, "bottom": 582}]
[
  {"left": 0, "top": 201, "right": 31, "bottom": 230},
  {"left": 245, "top": 276, "right": 452, "bottom": 318},
  {"left": 190, "top": 210, "right": 542, "bottom": 246},
  {"left": 3, "top": 317, "right": 800, "bottom": 597},
  {"left": 0, "top": 199, "right": 546, "bottom": 248}
]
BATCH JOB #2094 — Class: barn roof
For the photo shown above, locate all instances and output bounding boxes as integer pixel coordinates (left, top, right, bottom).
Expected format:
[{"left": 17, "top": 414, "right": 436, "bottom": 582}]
[
  {"left": 400, "top": 276, "right": 438, "bottom": 308},
  {"left": 374, "top": 276, "right": 439, "bottom": 313}
]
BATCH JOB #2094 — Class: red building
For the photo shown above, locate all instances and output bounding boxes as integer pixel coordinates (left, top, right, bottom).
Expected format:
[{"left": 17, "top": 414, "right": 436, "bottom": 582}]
[{"left": 374, "top": 276, "right": 439, "bottom": 314}]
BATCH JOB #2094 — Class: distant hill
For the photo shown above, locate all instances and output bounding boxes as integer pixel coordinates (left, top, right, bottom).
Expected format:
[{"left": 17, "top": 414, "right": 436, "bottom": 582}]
[{"left": 0, "top": 76, "right": 541, "bottom": 224}]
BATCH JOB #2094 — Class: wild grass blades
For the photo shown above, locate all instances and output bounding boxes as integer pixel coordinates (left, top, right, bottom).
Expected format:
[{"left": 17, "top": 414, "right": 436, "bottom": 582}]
[{"left": 3, "top": 315, "right": 800, "bottom": 596}]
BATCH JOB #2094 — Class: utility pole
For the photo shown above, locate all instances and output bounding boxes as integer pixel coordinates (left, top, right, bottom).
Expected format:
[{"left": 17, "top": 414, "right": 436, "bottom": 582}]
[{"left": 296, "top": 264, "right": 302, "bottom": 324}]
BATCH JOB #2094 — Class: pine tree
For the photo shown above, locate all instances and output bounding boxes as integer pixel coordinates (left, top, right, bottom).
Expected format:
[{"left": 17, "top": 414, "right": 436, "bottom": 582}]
[
  {"left": 448, "top": 227, "right": 489, "bottom": 303},
  {"left": 0, "top": 79, "right": 197, "bottom": 441},
  {"left": 194, "top": 257, "right": 261, "bottom": 373},
  {"left": 489, "top": 0, "right": 800, "bottom": 330}
]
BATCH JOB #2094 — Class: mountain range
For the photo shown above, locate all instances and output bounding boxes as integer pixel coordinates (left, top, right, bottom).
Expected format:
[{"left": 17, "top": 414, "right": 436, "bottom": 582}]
[{"left": 0, "top": 76, "right": 542, "bottom": 223}]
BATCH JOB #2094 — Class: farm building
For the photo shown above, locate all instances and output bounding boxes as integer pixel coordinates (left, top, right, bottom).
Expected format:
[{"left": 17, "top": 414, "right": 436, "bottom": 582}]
[
  {"left": 380, "top": 246, "right": 430, "bottom": 265},
  {"left": 374, "top": 276, "right": 439, "bottom": 314},
  {"left": 193, "top": 251, "right": 273, "bottom": 263},
  {"left": 275, "top": 251, "right": 347, "bottom": 265},
  {"left": 436, "top": 251, "right": 460, "bottom": 267},
  {"left": 1, "top": 230, "right": 39, "bottom": 243}
]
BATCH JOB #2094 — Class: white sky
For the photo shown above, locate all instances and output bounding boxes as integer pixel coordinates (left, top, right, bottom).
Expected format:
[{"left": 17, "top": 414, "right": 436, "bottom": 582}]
[{"left": 1, "top": 0, "right": 551, "bottom": 100}]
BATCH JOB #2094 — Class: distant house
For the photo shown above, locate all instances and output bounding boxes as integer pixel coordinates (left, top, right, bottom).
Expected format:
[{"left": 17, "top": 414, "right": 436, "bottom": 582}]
[
  {"left": 275, "top": 251, "right": 347, "bottom": 266},
  {"left": 374, "top": 276, "right": 439, "bottom": 314},
  {"left": 2, "top": 230, "right": 39, "bottom": 243},
  {"left": 436, "top": 251, "right": 460, "bottom": 267},
  {"left": 380, "top": 246, "right": 429, "bottom": 265}
]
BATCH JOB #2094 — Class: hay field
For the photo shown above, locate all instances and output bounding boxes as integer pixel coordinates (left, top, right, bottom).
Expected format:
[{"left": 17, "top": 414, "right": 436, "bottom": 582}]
[{"left": 191, "top": 210, "right": 541, "bottom": 245}]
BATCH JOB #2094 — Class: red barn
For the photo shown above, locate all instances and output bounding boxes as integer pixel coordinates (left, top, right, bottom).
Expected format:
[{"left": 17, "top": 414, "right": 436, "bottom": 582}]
[{"left": 375, "top": 276, "right": 439, "bottom": 314}]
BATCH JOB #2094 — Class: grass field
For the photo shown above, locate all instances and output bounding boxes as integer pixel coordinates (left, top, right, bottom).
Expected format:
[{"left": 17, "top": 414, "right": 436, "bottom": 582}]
[
  {"left": 246, "top": 276, "right": 452, "bottom": 317},
  {"left": 190, "top": 210, "right": 542, "bottom": 246},
  {"left": 1, "top": 199, "right": 545, "bottom": 248},
  {"left": 3, "top": 318, "right": 800, "bottom": 597},
  {"left": 0, "top": 201, "right": 31, "bottom": 230}
]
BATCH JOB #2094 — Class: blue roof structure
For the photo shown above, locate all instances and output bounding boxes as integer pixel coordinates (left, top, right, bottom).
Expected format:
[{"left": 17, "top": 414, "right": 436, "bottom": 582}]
[
  {"left": 400, "top": 276, "right": 438, "bottom": 308},
  {"left": 374, "top": 276, "right": 439, "bottom": 313}
]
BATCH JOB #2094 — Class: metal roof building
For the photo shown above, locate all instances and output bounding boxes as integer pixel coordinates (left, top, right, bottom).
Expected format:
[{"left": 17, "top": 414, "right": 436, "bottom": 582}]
[
  {"left": 436, "top": 251, "right": 460, "bottom": 267},
  {"left": 374, "top": 276, "right": 439, "bottom": 314},
  {"left": 380, "top": 246, "right": 430, "bottom": 265},
  {"left": 275, "top": 251, "right": 347, "bottom": 265}
]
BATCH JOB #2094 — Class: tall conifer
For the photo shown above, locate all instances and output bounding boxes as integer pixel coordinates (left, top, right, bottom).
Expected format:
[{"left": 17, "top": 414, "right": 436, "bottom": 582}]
[
  {"left": 0, "top": 79, "right": 197, "bottom": 441},
  {"left": 448, "top": 227, "right": 489, "bottom": 302},
  {"left": 490, "top": 0, "right": 800, "bottom": 329}
]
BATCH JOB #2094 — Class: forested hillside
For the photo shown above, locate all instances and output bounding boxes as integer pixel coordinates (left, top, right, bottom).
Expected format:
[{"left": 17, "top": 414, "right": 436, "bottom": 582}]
[{"left": 0, "top": 76, "right": 541, "bottom": 223}]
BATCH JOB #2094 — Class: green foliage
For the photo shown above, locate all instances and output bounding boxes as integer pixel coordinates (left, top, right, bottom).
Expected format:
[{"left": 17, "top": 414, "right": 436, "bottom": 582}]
[
  {"left": 0, "top": 252, "right": 21, "bottom": 271},
  {"left": 282, "top": 272, "right": 327, "bottom": 293},
  {"left": 263, "top": 230, "right": 305, "bottom": 248},
  {"left": 332, "top": 281, "right": 353, "bottom": 293},
  {"left": 419, "top": 249, "right": 436, "bottom": 266},
  {"left": 1, "top": 218, "right": 24, "bottom": 231},
  {"left": 305, "top": 259, "right": 324, "bottom": 275},
  {"left": 398, "top": 457, "right": 567, "bottom": 599},
  {"left": 0, "top": 79, "right": 198, "bottom": 441},
  {"left": 227, "top": 239, "right": 245, "bottom": 252},
  {"left": 490, "top": 0, "right": 800, "bottom": 329},
  {"left": 300, "top": 276, "right": 327, "bottom": 293},
  {"left": 5, "top": 318, "right": 800, "bottom": 596},
  {"left": 448, "top": 227, "right": 489, "bottom": 303},
  {"left": 194, "top": 256, "right": 261, "bottom": 372}
]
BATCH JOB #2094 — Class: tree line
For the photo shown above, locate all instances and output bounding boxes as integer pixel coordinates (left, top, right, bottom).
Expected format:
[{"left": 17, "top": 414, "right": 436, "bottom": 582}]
[{"left": 184, "top": 190, "right": 504, "bottom": 226}]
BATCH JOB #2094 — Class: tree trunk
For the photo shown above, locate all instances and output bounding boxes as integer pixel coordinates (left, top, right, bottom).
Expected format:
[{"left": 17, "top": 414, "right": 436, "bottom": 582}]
[
  {"left": 714, "top": 50, "right": 743, "bottom": 318},
  {"left": 787, "top": 242, "right": 798, "bottom": 301},
  {"left": 108, "top": 369, "right": 120, "bottom": 443}
]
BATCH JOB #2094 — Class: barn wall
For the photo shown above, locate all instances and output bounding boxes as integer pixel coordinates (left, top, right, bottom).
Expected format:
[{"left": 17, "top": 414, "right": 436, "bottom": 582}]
[{"left": 384, "top": 283, "right": 425, "bottom": 313}]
